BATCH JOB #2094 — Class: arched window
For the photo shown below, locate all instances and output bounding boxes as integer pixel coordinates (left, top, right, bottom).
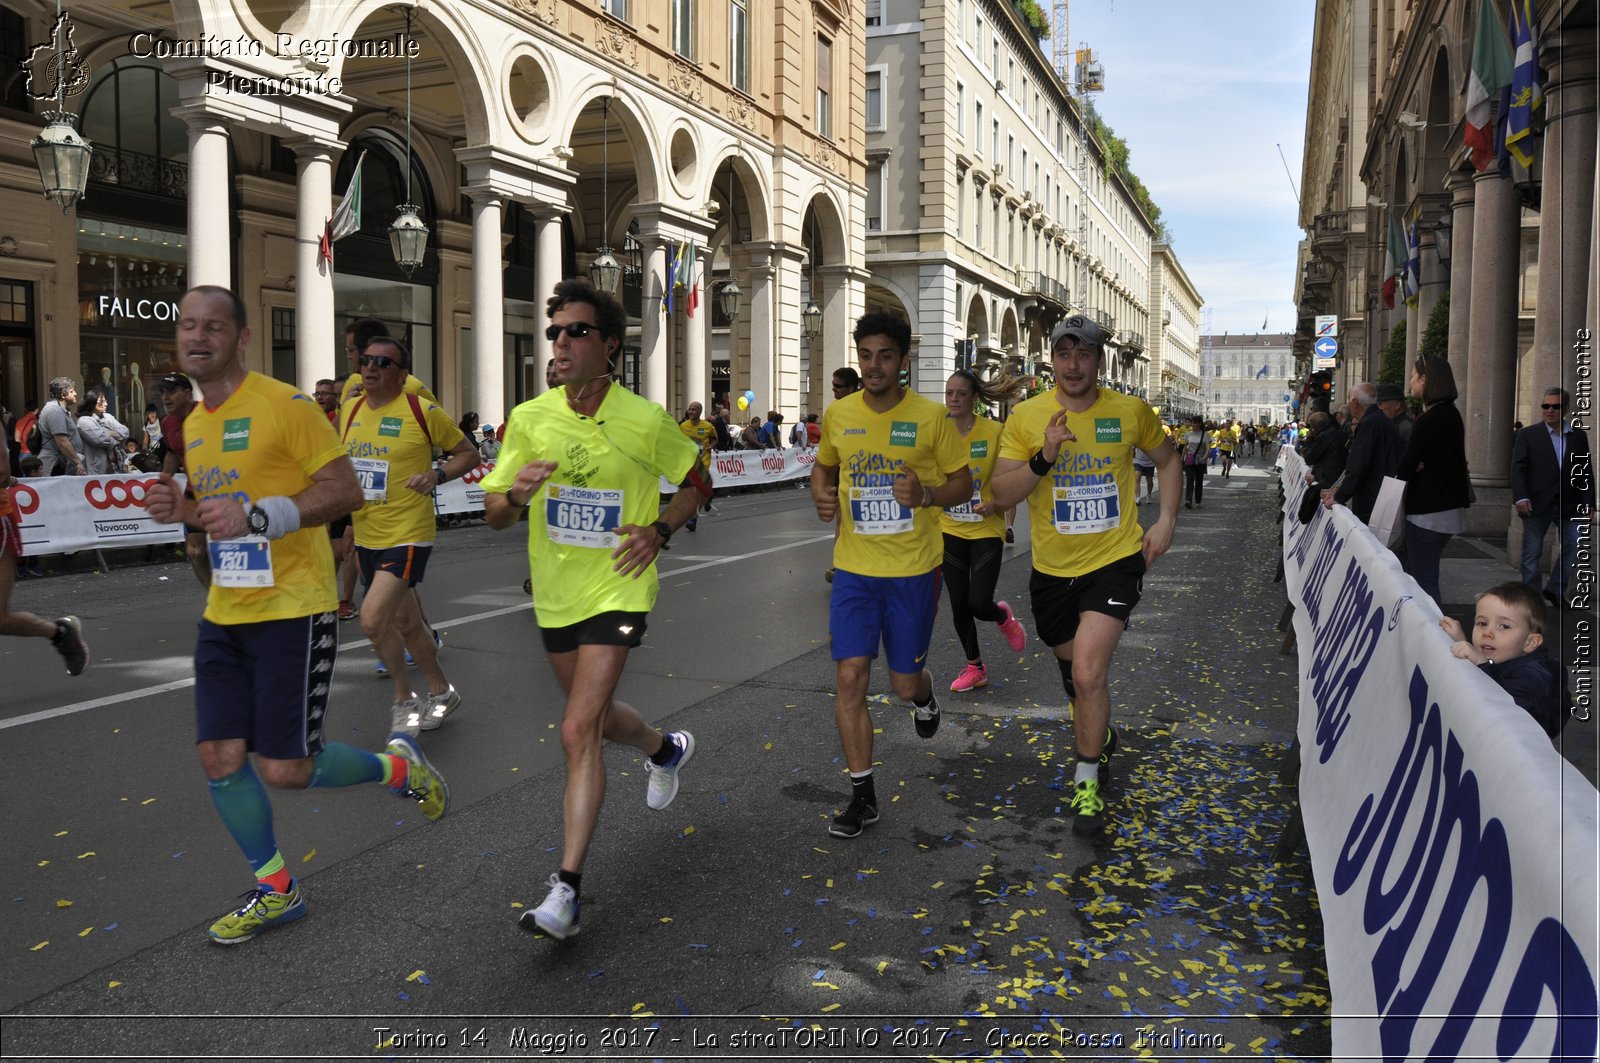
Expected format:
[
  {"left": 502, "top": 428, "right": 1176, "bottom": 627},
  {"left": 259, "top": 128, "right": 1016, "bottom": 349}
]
[
  {"left": 334, "top": 127, "right": 435, "bottom": 237},
  {"left": 80, "top": 58, "right": 187, "bottom": 198}
]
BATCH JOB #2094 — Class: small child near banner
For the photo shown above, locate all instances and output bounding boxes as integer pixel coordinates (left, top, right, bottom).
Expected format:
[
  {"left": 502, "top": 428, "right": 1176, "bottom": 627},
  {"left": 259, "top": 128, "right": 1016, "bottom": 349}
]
[{"left": 1439, "top": 581, "right": 1570, "bottom": 739}]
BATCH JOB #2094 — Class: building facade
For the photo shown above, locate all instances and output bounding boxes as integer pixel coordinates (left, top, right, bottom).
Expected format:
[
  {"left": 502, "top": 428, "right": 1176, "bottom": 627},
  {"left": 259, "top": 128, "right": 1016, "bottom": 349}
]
[
  {"left": 1200, "top": 332, "right": 1296, "bottom": 425},
  {"left": 0, "top": 0, "right": 867, "bottom": 429},
  {"left": 1296, "top": 0, "right": 1597, "bottom": 531},
  {"left": 1148, "top": 241, "right": 1204, "bottom": 420},
  {"left": 864, "top": 0, "right": 1158, "bottom": 397}
]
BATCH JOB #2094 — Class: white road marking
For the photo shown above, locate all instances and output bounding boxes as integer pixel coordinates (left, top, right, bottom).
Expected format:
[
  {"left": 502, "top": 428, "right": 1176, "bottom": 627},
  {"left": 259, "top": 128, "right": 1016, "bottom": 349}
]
[{"left": 2, "top": 533, "right": 834, "bottom": 730}]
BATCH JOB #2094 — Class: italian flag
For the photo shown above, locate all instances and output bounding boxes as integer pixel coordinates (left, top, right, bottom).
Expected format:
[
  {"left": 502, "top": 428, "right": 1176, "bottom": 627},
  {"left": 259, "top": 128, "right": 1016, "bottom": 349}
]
[
  {"left": 1382, "top": 213, "right": 1406, "bottom": 310},
  {"left": 1464, "top": 0, "right": 1514, "bottom": 171}
]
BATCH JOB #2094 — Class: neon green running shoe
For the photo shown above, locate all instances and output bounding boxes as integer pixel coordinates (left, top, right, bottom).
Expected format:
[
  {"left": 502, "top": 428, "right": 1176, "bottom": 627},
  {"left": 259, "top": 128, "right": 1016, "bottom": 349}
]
[
  {"left": 387, "top": 733, "right": 449, "bottom": 821},
  {"left": 1070, "top": 778, "right": 1106, "bottom": 837},
  {"left": 207, "top": 883, "right": 307, "bottom": 945}
]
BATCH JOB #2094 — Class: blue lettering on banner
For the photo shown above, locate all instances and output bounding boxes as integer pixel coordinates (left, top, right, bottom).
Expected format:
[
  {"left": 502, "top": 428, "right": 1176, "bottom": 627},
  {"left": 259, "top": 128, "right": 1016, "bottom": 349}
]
[
  {"left": 1306, "top": 554, "right": 1383, "bottom": 762},
  {"left": 1298, "top": 520, "right": 1344, "bottom": 624},
  {"left": 1332, "top": 666, "right": 1596, "bottom": 1060}
]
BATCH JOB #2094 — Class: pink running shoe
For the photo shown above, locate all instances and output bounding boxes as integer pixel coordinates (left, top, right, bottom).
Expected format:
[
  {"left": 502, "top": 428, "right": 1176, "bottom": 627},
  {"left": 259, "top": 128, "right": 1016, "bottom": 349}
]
[
  {"left": 997, "top": 600, "right": 1027, "bottom": 653},
  {"left": 950, "top": 663, "right": 988, "bottom": 692}
]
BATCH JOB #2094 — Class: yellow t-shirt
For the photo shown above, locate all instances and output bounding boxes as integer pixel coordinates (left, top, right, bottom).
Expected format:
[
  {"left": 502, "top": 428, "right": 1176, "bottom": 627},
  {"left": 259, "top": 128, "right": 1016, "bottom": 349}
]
[
  {"left": 480, "top": 385, "right": 698, "bottom": 628},
  {"left": 939, "top": 416, "right": 1005, "bottom": 541},
  {"left": 817, "top": 390, "right": 968, "bottom": 577},
  {"left": 341, "top": 392, "right": 466, "bottom": 549},
  {"left": 183, "top": 373, "right": 347, "bottom": 624},
  {"left": 339, "top": 372, "right": 437, "bottom": 411},
  {"left": 998, "top": 388, "right": 1167, "bottom": 578},
  {"left": 679, "top": 418, "right": 716, "bottom": 470}
]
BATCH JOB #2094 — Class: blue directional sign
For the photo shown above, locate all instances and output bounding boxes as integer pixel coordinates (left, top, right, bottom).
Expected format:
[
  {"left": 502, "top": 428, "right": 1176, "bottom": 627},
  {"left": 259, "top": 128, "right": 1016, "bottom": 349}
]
[{"left": 1314, "top": 337, "right": 1339, "bottom": 358}]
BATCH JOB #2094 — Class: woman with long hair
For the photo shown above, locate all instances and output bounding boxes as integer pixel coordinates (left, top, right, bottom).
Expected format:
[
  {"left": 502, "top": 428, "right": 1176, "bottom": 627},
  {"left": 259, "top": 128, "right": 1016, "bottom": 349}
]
[
  {"left": 941, "top": 368, "right": 1029, "bottom": 692},
  {"left": 1397, "top": 356, "right": 1471, "bottom": 607}
]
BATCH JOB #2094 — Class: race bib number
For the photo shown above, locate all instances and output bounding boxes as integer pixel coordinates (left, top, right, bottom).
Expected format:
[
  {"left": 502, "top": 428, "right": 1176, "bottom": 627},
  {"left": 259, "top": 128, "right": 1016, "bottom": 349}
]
[
  {"left": 545, "top": 483, "right": 622, "bottom": 549},
  {"left": 850, "top": 484, "right": 914, "bottom": 535},
  {"left": 944, "top": 486, "right": 984, "bottom": 523},
  {"left": 208, "top": 536, "right": 275, "bottom": 588},
  {"left": 1052, "top": 481, "right": 1120, "bottom": 535},
  {"left": 352, "top": 457, "right": 389, "bottom": 503}
]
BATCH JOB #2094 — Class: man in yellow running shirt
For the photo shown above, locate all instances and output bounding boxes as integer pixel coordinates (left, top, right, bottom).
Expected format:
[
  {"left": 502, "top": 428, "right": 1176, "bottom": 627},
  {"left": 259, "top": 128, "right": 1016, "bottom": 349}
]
[
  {"left": 990, "top": 314, "right": 1182, "bottom": 837},
  {"left": 145, "top": 286, "right": 448, "bottom": 946},
  {"left": 811, "top": 311, "right": 971, "bottom": 839}
]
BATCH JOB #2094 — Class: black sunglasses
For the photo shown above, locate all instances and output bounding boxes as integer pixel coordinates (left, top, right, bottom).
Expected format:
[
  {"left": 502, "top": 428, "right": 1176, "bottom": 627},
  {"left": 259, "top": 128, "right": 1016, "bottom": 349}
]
[
  {"left": 545, "top": 321, "right": 602, "bottom": 342},
  {"left": 358, "top": 353, "right": 402, "bottom": 369},
  {"left": 1541, "top": 403, "right": 1566, "bottom": 410}
]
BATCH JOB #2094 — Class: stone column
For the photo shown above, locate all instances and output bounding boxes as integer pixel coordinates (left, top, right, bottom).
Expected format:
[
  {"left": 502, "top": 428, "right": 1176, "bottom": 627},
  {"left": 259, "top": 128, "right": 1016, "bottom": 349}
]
[
  {"left": 1532, "top": 35, "right": 1598, "bottom": 400},
  {"left": 1445, "top": 172, "right": 1476, "bottom": 391},
  {"left": 470, "top": 190, "right": 505, "bottom": 422},
  {"left": 530, "top": 206, "right": 564, "bottom": 395},
  {"left": 1464, "top": 170, "right": 1521, "bottom": 529},
  {"left": 187, "top": 118, "right": 232, "bottom": 289},
  {"left": 640, "top": 235, "right": 667, "bottom": 403},
  {"left": 747, "top": 249, "right": 776, "bottom": 416},
  {"left": 288, "top": 138, "right": 335, "bottom": 388}
]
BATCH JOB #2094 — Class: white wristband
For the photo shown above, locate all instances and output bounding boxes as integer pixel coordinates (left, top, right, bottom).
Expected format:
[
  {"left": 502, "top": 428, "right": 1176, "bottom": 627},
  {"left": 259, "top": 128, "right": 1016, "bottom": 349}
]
[{"left": 256, "top": 495, "right": 302, "bottom": 540}]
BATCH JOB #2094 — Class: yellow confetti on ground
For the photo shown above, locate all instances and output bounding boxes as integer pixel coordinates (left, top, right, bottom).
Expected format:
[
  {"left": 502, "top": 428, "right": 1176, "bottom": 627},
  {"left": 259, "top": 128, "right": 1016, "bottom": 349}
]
[
  {"left": 764, "top": 742, "right": 773, "bottom": 750},
  {"left": 510, "top": 902, "right": 525, "bottom": 909},
  {"left": 821, "top": 1003, "right": 841, "bottom": 1013},
  {"left": 55, "top": 899, "right": 72, "bottom": 908},
  {"left": 78, "top": 927, "right": 93, "bottom": 937},
  {"left": 931, "top": 881, "right": 944, "bottom": 889},
  {"left": 76, "top": 852, "right": 95, "bottom": 859},
  {"left": 107, "top": 981, "right": 120, "bottom": 988},
  {"left": 30, "top": 941, "right": 48, "bottom": 951},
  {"left": 141, "top": 798, "right": 157, "bottom": 805},
  {"left": 54, "top": 831, "right": 68, "bottom": 837},
  {"left": 302, "top": 849, "right": 316, "bottom": 862},
  {"left": 682, "top": 826, "right": 695, "bottom": 835},
  {"left": 659, "top": 917, "right": 672, "bottom": 923},
  {"left": 36, "top": 861, "right": 48, "bottom": 867},
  {"left": 830, "top": 942, "right": 846, "bottom": 951},
  {"left": 405, "top": 970, "right": 426, "bottom": 982},
  {"left": 876, "top": 961, "right": 888, "bottom": 974}
]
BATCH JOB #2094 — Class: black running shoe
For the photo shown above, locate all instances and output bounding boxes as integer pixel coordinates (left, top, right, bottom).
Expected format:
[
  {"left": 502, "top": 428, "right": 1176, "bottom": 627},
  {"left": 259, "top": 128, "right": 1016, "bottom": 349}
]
[
  {"left": 53, "top": 616, "right": 89, "bottom": 676},
  {"left": 828, "top": 795, "right": 880, "bottom": 838},
  {"left": 913, "top": 692, "right": 941, "bottom": 739}
]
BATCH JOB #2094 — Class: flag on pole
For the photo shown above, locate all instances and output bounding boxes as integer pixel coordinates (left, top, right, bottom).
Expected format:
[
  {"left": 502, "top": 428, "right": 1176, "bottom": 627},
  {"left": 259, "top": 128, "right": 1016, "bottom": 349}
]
[
  {"left": 663, "top": 243, "right": 676, "bottom": 317},
  {"left": 1464, "top": 0, "right": 1514, "bottom": 171},
  {"left": 1255, "top": 363, "right": 1269, "bottom": 380},
  {"left": 320, "top": 150, "right": 367, "bottom": 267},
  {"left": 684, "top": 242, "right": 700, "bottom": 318},
  {"left": 1382, "top": 213, "right": 1406, "bottom": 309},
  {"left": 1500, "top": 0, "right": 1544, "bottom": 170},
  {"left": 1403, "top": 210, "right": 1421, "bottom": 308}
]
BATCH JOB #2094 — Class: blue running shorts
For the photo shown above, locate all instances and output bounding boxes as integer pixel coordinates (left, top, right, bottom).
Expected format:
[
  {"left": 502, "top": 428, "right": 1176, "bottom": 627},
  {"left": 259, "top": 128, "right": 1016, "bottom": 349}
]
[{"left": 829, "top": 568, "right": 941, "bottom": 675}]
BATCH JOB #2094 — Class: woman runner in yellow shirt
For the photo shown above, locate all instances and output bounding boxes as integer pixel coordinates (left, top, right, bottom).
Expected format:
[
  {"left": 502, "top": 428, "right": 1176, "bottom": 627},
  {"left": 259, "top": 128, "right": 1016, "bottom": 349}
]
[{"left": 941, "top": 369, "right": 1029, "bottom": 692}]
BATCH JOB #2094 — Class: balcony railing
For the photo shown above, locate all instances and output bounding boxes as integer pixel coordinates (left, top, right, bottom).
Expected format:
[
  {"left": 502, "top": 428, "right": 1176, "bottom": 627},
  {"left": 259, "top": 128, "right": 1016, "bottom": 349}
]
[
  {"left": 1022, "top": 272, "right": 1070, "bottom": 309},
  {"left": 89, "top": 147, "right": 189, "bottom": 200},
  {"left": 1312, "top": 211, "right": 1349, "bottom": 262}
]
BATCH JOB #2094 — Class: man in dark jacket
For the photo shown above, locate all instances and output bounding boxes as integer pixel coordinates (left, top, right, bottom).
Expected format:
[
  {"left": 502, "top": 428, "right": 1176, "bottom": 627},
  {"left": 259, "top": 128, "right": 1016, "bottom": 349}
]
[
  {"left": 1511, "top": 386, "right": 1594, "bottom": 610},
  {"left": 1376, "top": 381, "right": 1413, "bottom": 448},
  {"left": 1301, "top": 411, "right": 1346, "bottom": 491},
  {"left": 1324, "top": 382, "right": 1400, "bottom": 523}
]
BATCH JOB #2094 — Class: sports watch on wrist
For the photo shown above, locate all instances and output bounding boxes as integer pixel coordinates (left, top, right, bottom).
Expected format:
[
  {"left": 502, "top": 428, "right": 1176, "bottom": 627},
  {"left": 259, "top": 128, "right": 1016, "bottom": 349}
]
[
  {"left": 247, "top": 505, "right": 269, "bottom": 536},
  {"left": 651, "top": 520, "right": 673, "bottom": 548}
]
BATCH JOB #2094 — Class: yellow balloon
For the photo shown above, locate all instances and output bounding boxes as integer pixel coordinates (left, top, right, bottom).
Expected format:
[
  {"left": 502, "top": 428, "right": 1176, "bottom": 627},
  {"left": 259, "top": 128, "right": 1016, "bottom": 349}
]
[{"left": 737, "top": 396, "right": 749, "bottom": 410}]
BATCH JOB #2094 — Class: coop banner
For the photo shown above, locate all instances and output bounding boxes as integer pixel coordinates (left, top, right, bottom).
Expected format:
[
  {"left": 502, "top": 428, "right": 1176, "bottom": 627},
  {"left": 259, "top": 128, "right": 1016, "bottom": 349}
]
[{"left": 1279, "top": 453, "right": 1598, "bottom": 1061}]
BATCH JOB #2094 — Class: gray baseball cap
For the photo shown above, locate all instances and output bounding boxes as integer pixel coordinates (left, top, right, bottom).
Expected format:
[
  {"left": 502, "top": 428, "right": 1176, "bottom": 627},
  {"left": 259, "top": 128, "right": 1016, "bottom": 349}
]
[{"left": 1049, "top": 314, "right": 1109, "bottom": 350}]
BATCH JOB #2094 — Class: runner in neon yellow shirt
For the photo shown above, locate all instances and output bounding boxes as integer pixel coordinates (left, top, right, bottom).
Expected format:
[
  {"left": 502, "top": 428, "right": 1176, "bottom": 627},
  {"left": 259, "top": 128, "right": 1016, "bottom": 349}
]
[
  {"left": 678, "top": 401, "right": 718, "bottom": 532},
  {"left": 482, "top": 278, "right": 702, "bottom": 940},
  {"left": 145, "top": 286, "right": 448, "bottom": 947},
  {"left": 991, "top": 314, "right": 1181, "bottom": 837},
  {"left": 811, "top": 312, "right": 972, "bottom": 840}
]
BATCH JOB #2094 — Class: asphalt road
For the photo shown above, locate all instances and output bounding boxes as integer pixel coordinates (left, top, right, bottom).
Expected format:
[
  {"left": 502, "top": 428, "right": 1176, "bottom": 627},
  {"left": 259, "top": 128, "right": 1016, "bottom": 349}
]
[{"left": 2, "top": 462, "right": 1337, "bottom": 1061}]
